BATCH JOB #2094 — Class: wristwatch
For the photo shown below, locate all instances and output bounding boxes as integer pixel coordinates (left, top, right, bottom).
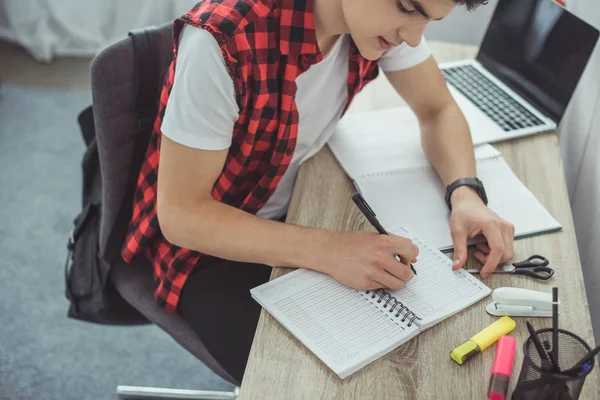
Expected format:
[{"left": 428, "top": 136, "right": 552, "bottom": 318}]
[{"left": 445, "top": 177, "right": 488, "bottom": 211}]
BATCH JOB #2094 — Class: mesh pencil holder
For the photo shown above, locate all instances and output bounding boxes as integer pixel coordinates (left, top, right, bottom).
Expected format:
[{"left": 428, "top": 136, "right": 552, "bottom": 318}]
[{"left": 512, "top": 328, "right": 595, "bottom": 400}]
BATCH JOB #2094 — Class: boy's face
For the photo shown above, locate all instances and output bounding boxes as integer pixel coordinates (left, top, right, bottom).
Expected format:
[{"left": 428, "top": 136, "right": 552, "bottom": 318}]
[{"left": 341, "top": 0, "right": 456, "bottom": 60}]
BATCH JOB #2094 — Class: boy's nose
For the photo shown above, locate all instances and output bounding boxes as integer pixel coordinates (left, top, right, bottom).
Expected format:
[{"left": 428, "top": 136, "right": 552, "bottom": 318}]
[{"left": 402, "top": 19, "right": 427, "bottom": 48}]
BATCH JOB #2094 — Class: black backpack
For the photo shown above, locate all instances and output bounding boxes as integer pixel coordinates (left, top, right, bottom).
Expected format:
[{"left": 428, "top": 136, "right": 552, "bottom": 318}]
[{"left": 64, "top": 27, "right": 167, "bottom": 325}]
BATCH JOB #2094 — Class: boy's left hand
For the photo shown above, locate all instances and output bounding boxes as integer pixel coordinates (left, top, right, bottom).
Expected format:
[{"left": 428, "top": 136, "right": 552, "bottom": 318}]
[{"left": 449, "top": 191, "right": 515, "bottom": 278}]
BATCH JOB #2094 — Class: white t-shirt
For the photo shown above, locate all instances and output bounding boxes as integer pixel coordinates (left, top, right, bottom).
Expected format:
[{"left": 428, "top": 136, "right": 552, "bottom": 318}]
[{"left": 161, "top": 25, "right": 431, "bottom": 220}]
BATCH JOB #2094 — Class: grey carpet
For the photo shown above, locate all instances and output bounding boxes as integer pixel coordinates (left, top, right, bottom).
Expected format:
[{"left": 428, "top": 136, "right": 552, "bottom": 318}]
[{"left": 0, "top": 84, "right": 234, "bottom": 400}]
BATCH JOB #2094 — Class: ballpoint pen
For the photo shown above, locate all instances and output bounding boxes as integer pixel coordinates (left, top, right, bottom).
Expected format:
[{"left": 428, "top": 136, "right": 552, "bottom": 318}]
[{"left": 351, "top": 193, "right": 417, "bottom": 275}]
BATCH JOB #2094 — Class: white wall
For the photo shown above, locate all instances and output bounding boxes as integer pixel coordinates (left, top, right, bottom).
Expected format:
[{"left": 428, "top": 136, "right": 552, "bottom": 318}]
[
  {"left": 424, "top": 0, "right": 498, "bottom": 46},
  {"left": 559, "top": 0, "right": 600, "bottom": 344}
]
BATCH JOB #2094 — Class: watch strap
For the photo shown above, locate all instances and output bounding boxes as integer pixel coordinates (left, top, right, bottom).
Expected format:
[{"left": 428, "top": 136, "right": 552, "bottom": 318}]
[{"left": 445, "top": 177, "right": 488, "bottom": 211}]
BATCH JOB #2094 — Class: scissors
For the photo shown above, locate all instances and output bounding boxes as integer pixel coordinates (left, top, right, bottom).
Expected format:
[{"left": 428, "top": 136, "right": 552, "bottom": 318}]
[{"left": 466, "top": 255, "right": 554, "bottom": 280}]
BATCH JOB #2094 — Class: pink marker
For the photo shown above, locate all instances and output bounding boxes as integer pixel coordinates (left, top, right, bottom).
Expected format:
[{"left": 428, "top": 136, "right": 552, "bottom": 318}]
[{"left": 488, "top": 336, "right": 517, "bottom": 400}]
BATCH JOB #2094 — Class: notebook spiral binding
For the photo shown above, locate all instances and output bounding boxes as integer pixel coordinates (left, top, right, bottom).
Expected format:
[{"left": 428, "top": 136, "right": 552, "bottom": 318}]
[
  {"left": 360, "top": 154, "right": 499, "bottom": 180},
  {"left": 365, "top": 289, "right": 422, "bottom": 327}
]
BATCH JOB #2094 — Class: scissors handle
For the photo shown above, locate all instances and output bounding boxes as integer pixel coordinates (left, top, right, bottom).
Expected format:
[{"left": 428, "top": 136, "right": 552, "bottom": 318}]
[
  {"left": 511, "top": 255, "right": 553, "bottom": 280},
  {"left": 512, "top": 266, "right": 554, "bottom": 280},
  {"left": 513, "top": 254, "right": 549, "bottom": 268}
]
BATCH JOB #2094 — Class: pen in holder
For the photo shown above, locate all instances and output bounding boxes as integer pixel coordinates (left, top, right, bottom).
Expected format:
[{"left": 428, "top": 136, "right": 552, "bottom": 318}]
[{"left": 512, "top": 327, "right": 595, "bottom": 400}]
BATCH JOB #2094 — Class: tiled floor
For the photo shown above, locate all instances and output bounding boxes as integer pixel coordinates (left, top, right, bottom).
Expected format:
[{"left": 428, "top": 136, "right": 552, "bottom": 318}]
[{"left": 0, "top": 39, "right": 92, "bottom": 91}]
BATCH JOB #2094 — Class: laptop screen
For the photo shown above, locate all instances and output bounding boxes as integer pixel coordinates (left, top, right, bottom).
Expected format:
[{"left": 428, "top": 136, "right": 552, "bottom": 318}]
[{"left": 476, "top": 0, "right": 599, "bottom": 122}]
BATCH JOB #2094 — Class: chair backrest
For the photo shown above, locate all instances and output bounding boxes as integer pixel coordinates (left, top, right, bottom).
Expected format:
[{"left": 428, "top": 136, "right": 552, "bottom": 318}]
[{"left": 90, "top": 23, "right": 173, "bottom": 262}]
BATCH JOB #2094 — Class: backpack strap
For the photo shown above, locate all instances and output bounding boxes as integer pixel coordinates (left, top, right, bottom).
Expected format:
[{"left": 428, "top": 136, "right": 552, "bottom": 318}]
[
  {"left": 129, "top": 27, "right": 161, "bottom": 140},
  {"left": 104, "top": 26, "right": 161, "bottom": 266},
  {"left": 77, "top": 106, "right": 96, "bottom": 146}
]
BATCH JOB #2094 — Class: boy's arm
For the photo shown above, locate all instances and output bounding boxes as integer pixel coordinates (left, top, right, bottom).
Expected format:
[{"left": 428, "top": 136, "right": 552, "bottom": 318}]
[
  {"left": 157, "top": 136, "right": 326, "bottom": 270},
  {"left": 157, "top": 135, "right": 418, "bottom": 290},
  {"left": 385, "top": 56, "right": 477, "bottom": 187},
  {"left": 384, "top": 57, "right": 515, "bottom": 276}
]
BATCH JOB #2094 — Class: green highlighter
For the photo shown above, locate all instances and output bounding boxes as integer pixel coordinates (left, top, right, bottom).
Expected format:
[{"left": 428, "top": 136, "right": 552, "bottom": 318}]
[{"left": 450, "top": 316, "right": 517, "bottom": 365}]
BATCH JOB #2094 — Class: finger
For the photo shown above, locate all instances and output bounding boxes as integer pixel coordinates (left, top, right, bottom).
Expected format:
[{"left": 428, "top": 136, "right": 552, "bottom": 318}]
[
  {"left": 367, "top": 279, "right": 386, "bottom": 291},
  {"left": 500, "top": 223, "right": 515, "bottom": 263},
  {"left": 388, "top": 234, "right": 420, "bottom": 262},
  {"left": 480, "top": 224, "right": 505, "bottom": 278},
  {"left": 400, "top": 255, "right": 418, "bottom": 266},
  {"left": 476, "top": 243, "right": 491, "bottom": 254},
  {"left": 450, "top": 226, "right": 469, "bottom": 270},
  {"left": 474, "top": 251, "right": 488, "bottom": 264},
  {"left": 374, "top": 270, "right": 406, "bottom": 291},
  {"left": 383, "top": 258, "right": 414, "bottom": 282}
]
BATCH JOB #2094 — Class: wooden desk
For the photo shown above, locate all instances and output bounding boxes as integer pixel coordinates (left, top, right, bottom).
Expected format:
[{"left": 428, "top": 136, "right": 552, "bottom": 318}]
[{"left": 239, "top": 42, "right": 600, "bottom": 399}]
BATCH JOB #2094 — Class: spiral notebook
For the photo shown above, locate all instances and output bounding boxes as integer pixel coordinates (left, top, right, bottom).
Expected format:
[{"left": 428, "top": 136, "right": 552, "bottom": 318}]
[
  {"left": 250, "top": 230, "right": 491, "bottom": 379},
  {"left": 328, "top": 107, "right": 562, "bottom": 251}
]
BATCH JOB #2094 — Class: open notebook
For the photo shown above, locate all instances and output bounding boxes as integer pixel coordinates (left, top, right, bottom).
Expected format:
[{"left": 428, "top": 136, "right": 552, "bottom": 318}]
[
  {"left": 251, "top": 230, "right": 491, "bottom": 379},
  {"left": 328, "top": 107, "right": 562, "bottom": 251}
]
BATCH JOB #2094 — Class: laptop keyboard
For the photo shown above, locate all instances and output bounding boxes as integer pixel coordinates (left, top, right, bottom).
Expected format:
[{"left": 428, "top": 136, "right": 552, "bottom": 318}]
[{"left": 442, "top": 65, "right": 545, "bottom": 132}]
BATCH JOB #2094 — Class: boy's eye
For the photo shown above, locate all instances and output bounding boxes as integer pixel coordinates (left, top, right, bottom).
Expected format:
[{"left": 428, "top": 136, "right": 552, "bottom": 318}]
[{"left": 396, "top": 0, "right": 417, "bottom": 14}]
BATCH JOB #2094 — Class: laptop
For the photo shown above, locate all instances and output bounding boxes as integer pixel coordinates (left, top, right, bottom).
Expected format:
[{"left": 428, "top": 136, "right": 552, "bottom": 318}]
[{"left": 439, "top": 0, "right": 599, "bottom": 144}]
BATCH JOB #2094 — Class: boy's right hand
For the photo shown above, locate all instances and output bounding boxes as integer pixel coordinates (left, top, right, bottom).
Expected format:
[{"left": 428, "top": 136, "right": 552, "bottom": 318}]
[{"left": 317, "top": 231, "right": 419, "bottom": 291}]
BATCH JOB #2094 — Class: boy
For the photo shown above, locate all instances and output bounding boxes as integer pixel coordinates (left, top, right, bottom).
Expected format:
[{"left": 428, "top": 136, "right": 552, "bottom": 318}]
[{"left": 122, "top": 0, "right": 514, "bottom": 382}]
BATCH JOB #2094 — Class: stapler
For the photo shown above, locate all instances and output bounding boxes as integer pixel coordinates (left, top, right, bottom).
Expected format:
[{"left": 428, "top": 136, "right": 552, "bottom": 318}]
[{"left": 486, "top": 287, "right": 557, "bottom": 317}]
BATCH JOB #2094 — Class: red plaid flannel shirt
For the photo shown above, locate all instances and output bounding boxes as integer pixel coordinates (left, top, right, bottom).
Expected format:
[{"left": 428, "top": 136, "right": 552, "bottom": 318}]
[{"left": 122, "top": 0, "right": 380, "bottom": 312}]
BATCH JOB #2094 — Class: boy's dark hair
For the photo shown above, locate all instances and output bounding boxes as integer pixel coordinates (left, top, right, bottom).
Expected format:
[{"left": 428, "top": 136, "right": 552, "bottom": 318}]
[{"left": 454, "top": 0, "right": 489, "bottom": 11}]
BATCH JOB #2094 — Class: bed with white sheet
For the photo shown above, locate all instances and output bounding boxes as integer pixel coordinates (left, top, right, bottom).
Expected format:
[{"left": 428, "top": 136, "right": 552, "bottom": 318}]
[{"left": 0, "top": 0, "right": 195, "bottom": 61}]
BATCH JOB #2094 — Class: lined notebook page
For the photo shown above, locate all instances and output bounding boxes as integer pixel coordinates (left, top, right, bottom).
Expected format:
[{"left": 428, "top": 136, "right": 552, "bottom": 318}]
[
  {"left": 250, "top": 269, "right": 419, "bottom": 379},
  {"left": 385, "top": 233, "right": 491, "bottom": 329}
]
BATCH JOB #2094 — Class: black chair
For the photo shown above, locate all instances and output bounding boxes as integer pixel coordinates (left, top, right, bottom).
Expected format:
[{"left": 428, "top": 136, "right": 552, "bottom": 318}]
[{"left": 89, "top": 22, "right": 239, "bottom": 399}]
